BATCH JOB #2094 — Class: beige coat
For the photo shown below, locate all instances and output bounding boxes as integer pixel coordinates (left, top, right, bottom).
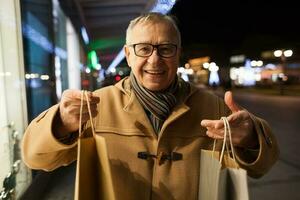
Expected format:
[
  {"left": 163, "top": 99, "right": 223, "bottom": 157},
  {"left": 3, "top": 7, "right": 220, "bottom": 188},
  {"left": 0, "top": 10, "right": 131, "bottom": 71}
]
[{"left": 22, "top": 77, "right": 279, "bottom": 200}]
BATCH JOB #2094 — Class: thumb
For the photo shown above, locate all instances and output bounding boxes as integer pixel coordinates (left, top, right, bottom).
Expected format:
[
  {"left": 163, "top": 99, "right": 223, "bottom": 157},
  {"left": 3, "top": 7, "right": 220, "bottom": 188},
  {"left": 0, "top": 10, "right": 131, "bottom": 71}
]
[{"left": 224, "top": 91, "right": 241, "bottom": 113}]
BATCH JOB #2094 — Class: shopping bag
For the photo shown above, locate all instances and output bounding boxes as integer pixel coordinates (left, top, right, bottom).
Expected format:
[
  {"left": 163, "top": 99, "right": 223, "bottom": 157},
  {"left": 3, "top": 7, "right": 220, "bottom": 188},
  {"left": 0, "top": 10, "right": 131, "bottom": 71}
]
[
  {"left": 198, "top": 117, "right": 249, "bottom": 200},
  {"left": 74, "top": 91, "right": 115, "bottom": 200}
]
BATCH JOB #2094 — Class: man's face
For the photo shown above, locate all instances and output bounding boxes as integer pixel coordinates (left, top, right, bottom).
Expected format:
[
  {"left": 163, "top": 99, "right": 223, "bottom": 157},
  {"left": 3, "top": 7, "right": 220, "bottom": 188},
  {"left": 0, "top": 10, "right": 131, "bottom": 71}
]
[{"left": 125, "top": 21, "right": 180, "bottom": 91}]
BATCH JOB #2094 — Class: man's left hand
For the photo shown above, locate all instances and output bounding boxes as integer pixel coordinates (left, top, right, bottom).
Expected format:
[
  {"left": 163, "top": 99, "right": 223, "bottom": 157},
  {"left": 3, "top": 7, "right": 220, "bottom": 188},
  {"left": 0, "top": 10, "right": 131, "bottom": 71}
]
[{"left": 201, "top": 91, "right": 259, "bottom": 149}]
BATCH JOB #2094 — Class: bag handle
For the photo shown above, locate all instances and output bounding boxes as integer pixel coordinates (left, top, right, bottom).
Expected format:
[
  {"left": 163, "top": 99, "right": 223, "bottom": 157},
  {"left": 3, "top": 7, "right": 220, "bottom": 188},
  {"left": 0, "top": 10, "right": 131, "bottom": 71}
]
[
  {"left": 79, "top": 90, "right": 96, "bottom": 137},
  {"left": 222, "top": 117, "right": 237, "bottom": 163},
  {"left": 212, "top": 117, "right": 237, "bottom": 164}
]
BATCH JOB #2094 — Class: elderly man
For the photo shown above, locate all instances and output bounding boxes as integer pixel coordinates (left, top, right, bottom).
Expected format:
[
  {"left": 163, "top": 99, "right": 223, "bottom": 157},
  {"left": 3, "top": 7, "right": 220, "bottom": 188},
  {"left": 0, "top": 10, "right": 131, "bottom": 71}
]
[{"left": 22, "top": 13, "right": 279, "bottom": 199}]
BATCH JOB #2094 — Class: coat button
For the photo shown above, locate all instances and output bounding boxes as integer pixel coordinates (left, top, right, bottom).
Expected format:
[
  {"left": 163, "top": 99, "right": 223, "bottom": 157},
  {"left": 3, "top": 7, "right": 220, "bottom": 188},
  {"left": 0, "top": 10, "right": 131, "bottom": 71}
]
[{"left": 266, "top": 136, "right": 273, "bottom": 147}]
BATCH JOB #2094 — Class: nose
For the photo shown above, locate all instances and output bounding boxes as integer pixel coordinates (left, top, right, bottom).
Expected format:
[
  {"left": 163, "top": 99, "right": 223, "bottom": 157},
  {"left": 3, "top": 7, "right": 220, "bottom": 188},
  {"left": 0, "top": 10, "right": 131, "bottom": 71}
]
[{"left": 147, "top": 48, "right": 160, "bottom": 64}]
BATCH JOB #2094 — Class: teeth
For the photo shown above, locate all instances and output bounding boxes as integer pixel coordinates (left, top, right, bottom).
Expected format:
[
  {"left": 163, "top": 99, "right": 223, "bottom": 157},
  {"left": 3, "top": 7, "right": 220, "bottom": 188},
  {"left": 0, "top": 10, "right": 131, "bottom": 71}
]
[{"left": 145, "top": 70, "right": 164, "bottom": 74}]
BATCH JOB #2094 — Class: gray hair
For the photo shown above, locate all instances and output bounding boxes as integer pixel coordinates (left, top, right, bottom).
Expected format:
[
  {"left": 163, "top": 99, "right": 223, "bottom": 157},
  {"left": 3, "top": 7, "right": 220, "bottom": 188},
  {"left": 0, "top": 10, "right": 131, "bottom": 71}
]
[{"left": 126, "top": 12, "right": 181, "bottom": 47}]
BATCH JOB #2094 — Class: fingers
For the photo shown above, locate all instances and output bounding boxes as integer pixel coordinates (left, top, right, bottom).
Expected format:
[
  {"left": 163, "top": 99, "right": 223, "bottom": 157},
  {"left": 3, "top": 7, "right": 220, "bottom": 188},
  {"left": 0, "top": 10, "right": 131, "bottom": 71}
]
[
  {"left": 224, "top": 91, "right": 241, "bottom": 113},
  {"left": 206, "top": 129, "right": 241, "bottom": 145},
  {"left": 58, "top": 89, "right": 100, "bottom": 132},
  {"left": 201, "top": 111, "right": 253, "bottom": 147},
  {"left": 63, "top": 104, "right": 98, "bottom": 115},
  {"left": 201, "top": 118, "right": 232, "bottom": 140},
  {"left": 201, "top": 112, "right": 249, "bottom": 130},
  {"left": 61, "top": 90, "right": 99, "bottom": 106},
  {"left": 60, "top": 90, "right": 100, "bottom": 108},
  {"left": 62, "top": 89, "right": 92, "bottom": 99},
  {"left": 226, "top": 110, "right": 250, "bottom": 125},
  {"left": 201, "top": 119, "right": 224, "bottom": 129},
  {"left": 201, "top": 119, "right": 225, "bottom": 139},
  {"left": 205, "top": 127, "right": 224, "bottom": 139}
]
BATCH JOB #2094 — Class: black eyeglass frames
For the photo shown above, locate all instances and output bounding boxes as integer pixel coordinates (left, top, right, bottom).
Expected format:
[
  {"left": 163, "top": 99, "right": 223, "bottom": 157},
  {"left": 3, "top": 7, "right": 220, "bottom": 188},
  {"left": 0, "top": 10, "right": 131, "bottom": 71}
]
[{"left": 129, "top": 43, "right": 177, "bottom": 58}]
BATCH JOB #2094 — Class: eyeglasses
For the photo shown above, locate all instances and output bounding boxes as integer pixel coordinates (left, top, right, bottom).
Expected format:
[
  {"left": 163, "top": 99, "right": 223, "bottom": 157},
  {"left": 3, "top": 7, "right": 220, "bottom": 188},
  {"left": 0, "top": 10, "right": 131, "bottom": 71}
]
[{"left": 130, "top": 43, "right": 177, "bottom": 58}]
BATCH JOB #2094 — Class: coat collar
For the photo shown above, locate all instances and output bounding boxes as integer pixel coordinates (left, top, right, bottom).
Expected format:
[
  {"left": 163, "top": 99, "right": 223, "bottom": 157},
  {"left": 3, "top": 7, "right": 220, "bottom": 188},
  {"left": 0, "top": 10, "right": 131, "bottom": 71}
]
[
  {"left": 115, "top": 76, "right": 198, "bottom": 102},
  {"left": 115, "top": 76, "right": 198, "bottom": 138}
]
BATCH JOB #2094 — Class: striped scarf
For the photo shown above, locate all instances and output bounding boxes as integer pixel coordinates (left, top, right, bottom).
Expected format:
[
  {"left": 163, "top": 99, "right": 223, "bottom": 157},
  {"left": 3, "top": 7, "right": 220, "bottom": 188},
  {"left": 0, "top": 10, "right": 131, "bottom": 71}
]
[{"left": 130, "top": 72, "right": 179, "bottom": 134}]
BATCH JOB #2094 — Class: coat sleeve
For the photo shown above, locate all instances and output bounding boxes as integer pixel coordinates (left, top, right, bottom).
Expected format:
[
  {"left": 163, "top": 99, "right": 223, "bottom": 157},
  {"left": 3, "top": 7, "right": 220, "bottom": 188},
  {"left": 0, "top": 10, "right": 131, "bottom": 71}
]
[
  {"left": 21, "top": 104, "right": 78, "bottom": 171},
  {"left": 217, "top": 97, "right": 279, "bottom": 178},
  {"left": 235, "top": 113, "right": 279, "bottom": 178}
]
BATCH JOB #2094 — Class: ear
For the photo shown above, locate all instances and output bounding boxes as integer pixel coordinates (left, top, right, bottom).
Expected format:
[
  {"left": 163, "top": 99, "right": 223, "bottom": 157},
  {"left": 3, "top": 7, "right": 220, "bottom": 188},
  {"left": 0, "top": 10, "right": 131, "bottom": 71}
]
[{"left": 124, "top": 45, "right": 132, "bottom": 68}]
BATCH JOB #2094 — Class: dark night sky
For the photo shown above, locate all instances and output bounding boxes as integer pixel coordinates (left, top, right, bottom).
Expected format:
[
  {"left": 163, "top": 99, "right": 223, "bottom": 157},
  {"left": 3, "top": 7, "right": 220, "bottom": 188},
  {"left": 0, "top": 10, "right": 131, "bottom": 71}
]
[{"left": 170, "top": 0, "right": 300, "bottom": 64}]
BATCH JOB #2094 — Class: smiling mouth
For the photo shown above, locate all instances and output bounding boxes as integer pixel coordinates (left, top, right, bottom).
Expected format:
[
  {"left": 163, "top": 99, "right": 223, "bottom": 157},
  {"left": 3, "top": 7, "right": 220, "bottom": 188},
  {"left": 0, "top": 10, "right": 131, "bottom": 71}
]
[{"left": 144, "top": 70, "right": 165, "bottom": 75}]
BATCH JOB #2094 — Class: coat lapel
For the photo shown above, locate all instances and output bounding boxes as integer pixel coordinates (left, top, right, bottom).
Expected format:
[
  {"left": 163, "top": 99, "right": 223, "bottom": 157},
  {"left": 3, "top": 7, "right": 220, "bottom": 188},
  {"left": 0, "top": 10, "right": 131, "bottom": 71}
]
[
  {"left": 119, "top": 79, "right": 157, "bottom": 138},
  {"left": 159, "top": 104, "right": 190, "bottom": 138}
]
